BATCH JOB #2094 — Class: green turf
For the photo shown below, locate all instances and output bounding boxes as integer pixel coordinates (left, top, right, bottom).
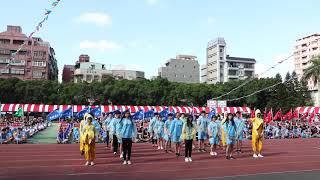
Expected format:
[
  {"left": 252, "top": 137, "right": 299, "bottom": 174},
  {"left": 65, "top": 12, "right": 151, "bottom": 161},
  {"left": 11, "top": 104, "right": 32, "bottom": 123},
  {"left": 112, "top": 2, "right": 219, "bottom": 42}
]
[{"left": 28, "top": 123, "right": 59, "bottom": 144}]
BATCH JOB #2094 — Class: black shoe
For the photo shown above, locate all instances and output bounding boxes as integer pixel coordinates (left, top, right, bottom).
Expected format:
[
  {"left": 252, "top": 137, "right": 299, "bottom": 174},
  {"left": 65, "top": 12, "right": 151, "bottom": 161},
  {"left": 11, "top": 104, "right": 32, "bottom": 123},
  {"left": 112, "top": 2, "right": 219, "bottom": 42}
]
[
  {"left": 176, "top": 153, "right": 179, "bottom": 157},
  {"left": 165, "top": 150, "right": 168, "bottom": 153},
  {"left": 226, "top": 156, "right": 230, "bottom": 160},
  {"left": 230, "top": 156, "right": 236, "bottom": 160}
]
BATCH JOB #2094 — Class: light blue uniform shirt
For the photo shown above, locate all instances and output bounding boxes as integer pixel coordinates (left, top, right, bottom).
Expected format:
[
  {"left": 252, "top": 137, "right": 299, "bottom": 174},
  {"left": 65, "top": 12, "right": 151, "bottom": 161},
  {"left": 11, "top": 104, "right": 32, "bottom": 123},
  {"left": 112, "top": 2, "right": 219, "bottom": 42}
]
[
  {"left": 170, "top": 119, "right": 184, "bottom": 137},
  {"left": 121, "top": 118, "right": 137, "bottom": 139},
  {"left": 208, "top": 121, "right": 219, "bottom": 138}
]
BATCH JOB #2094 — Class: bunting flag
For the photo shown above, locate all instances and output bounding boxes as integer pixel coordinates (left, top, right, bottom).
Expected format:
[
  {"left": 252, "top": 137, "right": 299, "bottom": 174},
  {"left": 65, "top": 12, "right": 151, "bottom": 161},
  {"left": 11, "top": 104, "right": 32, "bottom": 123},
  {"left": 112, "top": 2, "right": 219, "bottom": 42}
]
[
  {"left": 9, "top": 0, "right": 62, "bottom": 63},
  {"left": 309, "top": 112, "right": 315, "bottom": 124},
  {"left": 90, "top": 107, "right": 102, "bottom": 117},
  {"left": 292, "top": 110, "right": 299, "bottom": 119},
  {"left": 133, "top": 110, "right": 144, "bottom": 120},
  {"left": 47, "top": 108, "right": 60, "bottom": 121}
]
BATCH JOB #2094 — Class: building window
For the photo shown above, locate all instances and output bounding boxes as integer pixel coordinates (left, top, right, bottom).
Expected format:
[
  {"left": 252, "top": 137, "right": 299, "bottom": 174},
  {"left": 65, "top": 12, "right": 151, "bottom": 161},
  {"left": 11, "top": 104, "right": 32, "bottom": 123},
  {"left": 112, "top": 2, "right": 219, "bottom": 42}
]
[
  {"left": 33, "top": 51, "right": 46, "bottom": 57},
  {"left": 175, "top": 65, "right": 177, "bottom": 68},
  {"left": 0, "top": 69, "right": 9, "bottom": 74},
  {"left": 220, "top": 57, "right": 223, "bottom": 60},
  {"left": 0, "top": 49, "right": 10, "bottom": 55},
  {"left": 190, "top": 75, "right": 192, "bottom": 78},
  {"left": 32, "top": 71, "right": 43, "bottom": 78},
  {"left": 11, "top": 60, "right": 25, "bottom": 66},
  {"left": 0, "top": 39, "right": 10, "bottom": 45},
  {"left": 182, "top": 65, "right": 184, "bottom": 68},
  {"left": 175, "top": 74, "right": 177, "bottom": 77},
  {"left": 183, "top": 75, "right": 186, "bottom": 78},
  {"left": 11, "top": 68, "right": 25, "bottom": 75},
  {"left": 32, "top": 61, "right": 46, "bottom": 67}
]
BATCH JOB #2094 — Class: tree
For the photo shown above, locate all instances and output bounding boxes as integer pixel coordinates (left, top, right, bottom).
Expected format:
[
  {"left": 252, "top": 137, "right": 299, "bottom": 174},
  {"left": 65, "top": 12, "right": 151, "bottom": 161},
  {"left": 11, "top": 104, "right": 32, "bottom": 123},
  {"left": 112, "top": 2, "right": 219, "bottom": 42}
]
[{"left": 303, "top": 56, "right": 320, "bottom": 105}]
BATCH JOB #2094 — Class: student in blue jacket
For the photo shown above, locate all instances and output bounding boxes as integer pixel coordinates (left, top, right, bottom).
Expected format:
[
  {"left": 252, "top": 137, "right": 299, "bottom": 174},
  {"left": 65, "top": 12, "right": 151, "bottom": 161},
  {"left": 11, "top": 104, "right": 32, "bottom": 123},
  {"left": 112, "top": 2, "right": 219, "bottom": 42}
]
[
  {"left": 223, "top": 113, "right": 237, "bottom": 160},
  {"left": 120, "top": 110, "right": 137, "bottom": 165},
  {"left": 149, "top": 113, "right": 159, "bottom": 147},
  {"left": 170, "top": 113, "right": 184, "bottom": 157}
]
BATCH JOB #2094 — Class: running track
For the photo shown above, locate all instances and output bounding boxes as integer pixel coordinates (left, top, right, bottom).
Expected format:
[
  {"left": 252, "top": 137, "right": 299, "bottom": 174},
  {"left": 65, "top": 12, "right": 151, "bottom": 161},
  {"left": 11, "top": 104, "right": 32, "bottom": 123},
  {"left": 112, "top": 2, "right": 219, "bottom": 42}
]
[{"left": 0, "top": 139, "right": 319, "bottom": 180}]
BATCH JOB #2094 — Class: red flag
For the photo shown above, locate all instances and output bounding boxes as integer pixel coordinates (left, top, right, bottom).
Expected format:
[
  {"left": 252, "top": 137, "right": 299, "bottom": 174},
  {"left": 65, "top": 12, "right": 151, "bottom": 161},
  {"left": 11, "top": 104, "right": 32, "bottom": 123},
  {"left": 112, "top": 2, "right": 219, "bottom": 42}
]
[
  {"left": 264, "top": 109, "right": 273, "bottom": 123},
  {"left": 250, "top": 109, "right": 255, "bottom": 118},
  {"left": 292, "top": 110, "right": 299, "bottom": 119},
  {"left": 273, "top": 109, "right": 282, "bottom": 120}
]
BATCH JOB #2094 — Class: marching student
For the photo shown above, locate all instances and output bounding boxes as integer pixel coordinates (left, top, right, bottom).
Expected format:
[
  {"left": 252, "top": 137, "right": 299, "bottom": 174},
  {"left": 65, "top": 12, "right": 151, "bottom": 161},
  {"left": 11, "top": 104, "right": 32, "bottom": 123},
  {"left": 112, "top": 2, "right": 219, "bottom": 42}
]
[
  {"left": 154, "top": 115, "right": 165, "bottom": 150},
  {"left": 149, "top": 113, "right": 159, "bottom": 147},
  {"left": 169, "top": 113, "right": 184, "bottom": 157},
  {"left": 181, "top": 115, "right": 196, "bottom": 162},
  {"left": 251, "top": 109, "right": 264, "bottom": 158},
  {"left": 103, "top": 113, "right": 113, "bottom": 148},
  {"left": 234, "top": 111, "right": 245, "bottom": 153},
  {"left": 208, "top": 116, "right": 220, "bottom": 156},
  {"left": 82, "top": 114, "right": 97, "bottom": 166},
  {"left": 109, "top": 110, "right": 121, "bottom": 155},
  {"left": 120, "top": 110, "right": 137, "bottom": 165},
  {"left": 164, "top": 113, "right": 174, "bottom": 153},
  {"left": 223, "top": 113, "right": 237, "bottom": 160},
  {"left": 197, "top": 111, "right": 209, "bottom": 152}
]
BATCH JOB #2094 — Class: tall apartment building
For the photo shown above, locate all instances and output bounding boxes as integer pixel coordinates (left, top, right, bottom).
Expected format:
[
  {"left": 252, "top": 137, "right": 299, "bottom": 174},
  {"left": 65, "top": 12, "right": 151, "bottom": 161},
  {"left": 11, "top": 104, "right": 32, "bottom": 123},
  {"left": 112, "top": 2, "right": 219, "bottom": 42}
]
[
  {"left": 158, "top": 55, "right": 200, "bottom": 83},
  {"left": 205, "top": 37, "right": 255, "bottom": 84},
  {"left": 62, "top": 65, "right": 75, "bottom": 83},
  {"left": 294, "top": 33, "right": 320, "bottom": 105},
  {"left": 0, "top": 25, "right": 58, "bottom": 80},
  {"left": 201, "top": 64, "right": 207, "bottom": 83}
]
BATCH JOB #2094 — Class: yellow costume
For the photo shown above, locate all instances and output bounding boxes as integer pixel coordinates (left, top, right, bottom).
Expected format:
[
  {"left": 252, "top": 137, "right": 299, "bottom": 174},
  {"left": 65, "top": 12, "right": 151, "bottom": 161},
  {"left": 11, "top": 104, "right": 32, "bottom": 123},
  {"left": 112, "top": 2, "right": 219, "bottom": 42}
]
[
  {"left": 83, "top": 124, "right": 96, "bottom": 161},
  {"left": 79, "top": 113, "right": 90, "bottom": 153},
  {"left": 221, "top": 114, "right": 227, "bottom": 147},
  {"left": 251, "top": 110, "right": 264, "bottom": 153}
]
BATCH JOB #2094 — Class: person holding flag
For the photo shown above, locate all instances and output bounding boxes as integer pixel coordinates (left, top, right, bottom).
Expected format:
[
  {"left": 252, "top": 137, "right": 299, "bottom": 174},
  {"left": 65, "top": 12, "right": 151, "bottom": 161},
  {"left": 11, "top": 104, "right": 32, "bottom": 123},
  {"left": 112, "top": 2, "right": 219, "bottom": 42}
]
[
  {"left": 251, "top": 109, "right": 264, "bottom": 158},
  {"left": 149, "top": 112, "right": 159, "bottom": 147},
  {"left": 164, "top": 113, "right": 174, "bottom": 153},
  {"left": 79, "top": 113, "right": 89, "bottom": 155},
  {"left": 197, "top": 111, "right": 209, "bottom": 152},
  {"left": 234, "top": 111, "right": 245, "bottom": 153}
]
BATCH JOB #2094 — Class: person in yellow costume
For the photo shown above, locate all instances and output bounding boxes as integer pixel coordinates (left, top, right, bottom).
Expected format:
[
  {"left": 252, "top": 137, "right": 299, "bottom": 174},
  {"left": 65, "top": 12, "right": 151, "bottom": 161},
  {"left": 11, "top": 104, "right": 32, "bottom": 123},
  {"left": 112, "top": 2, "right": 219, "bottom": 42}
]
[
  {"left": 79, "top": 113, "right": 89, "bottom": 155},
  {"left": 251, "top": 109, "right": 264, "bottom": 158},
  {"left": 220, "top": 112, "right": 227, "bottom": 149},
  {"left": 82, "top": 113, "right": 97, "bottom": 166}
]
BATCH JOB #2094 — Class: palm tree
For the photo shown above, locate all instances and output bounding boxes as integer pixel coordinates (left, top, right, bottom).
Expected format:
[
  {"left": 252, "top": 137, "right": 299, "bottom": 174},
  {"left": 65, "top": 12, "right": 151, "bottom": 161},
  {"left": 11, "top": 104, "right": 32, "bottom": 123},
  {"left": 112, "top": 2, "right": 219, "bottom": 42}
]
[{"left": 303, "top": 56, "right": 320, "bottom": 105}]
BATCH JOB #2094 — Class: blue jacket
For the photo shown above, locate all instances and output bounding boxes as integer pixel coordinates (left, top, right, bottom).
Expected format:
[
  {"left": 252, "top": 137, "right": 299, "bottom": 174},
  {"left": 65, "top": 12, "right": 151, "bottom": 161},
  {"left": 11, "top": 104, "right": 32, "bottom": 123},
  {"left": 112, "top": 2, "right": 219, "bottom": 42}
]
[
  {"left": 208, "top": 121, "right": 219, "bottom": 137},
  {"left": 120, "top": 118, "right": 137, "bottom": 139},
  {"left": 170, "top": 119, "right": 184, "bottom": 137}
]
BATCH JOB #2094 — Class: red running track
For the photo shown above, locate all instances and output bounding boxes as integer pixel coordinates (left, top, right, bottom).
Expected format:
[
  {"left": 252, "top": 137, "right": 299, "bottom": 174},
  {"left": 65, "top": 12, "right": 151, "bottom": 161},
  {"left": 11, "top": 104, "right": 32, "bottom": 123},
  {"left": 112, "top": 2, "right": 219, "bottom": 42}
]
[{"left": 0, "top": 139, "right": 319, "bottom": 180}]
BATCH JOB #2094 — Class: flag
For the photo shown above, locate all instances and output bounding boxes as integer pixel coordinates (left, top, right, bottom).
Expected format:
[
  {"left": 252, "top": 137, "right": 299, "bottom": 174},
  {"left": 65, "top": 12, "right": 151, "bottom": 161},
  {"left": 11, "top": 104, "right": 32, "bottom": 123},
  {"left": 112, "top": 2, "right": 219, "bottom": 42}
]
[
  {"left": 250, "top": 109, "right": 255, "bottom": 118},
  {"left": 14, "top": 107, "right": 24, "bottom": 117},
  {"left": 301, "top": 112, "right": 309, "bottom": 120},
  {"left": 76, "top": 107, "right": 90, "bottom": 119},
  {"left": 293, "top": 110, "right": 299, "bottom": 119},
  {"left": 208, "top": 108, "right": 216, "bottom": 119},
  {"left": 60, "top": 107, "right": 72, "bottom": 119},
  {"left": 160, "top": 108, "right": 169, "bottom": 120},
  {"left": 264, "top": 109, "right": 272, "bottom": 123},
  {"left": 133, "top": 110, "right": 144, "bottom": 120},
  {"left": 144, "top": 109, "right": 154, "bottom": 119},
  {"left": 47, "top": 109, "right": 60, "bottom": 121},
  {"left": 273, "top": 109, "right": 282, "bottom": 120},
  {"left": 282, "top": 109, "right": 293, "bottom": 121},
  {"left": 90, "top": 107, "right": 102, "bottom": 117}
]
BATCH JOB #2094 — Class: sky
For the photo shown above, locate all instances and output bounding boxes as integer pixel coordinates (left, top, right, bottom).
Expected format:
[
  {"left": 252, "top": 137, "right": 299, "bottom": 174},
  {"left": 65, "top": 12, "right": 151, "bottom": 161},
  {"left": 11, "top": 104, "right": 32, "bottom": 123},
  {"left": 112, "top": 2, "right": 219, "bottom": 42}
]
[{"left": 1, "top": 0, "right": 320, "bottom": 81}]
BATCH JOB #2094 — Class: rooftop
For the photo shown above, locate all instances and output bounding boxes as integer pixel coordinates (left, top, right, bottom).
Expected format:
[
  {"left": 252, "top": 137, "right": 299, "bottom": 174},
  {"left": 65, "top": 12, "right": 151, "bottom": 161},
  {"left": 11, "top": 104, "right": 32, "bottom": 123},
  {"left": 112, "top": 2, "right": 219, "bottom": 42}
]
[{"left": 226, "top": 55, "right": 256, "bottom": 62}]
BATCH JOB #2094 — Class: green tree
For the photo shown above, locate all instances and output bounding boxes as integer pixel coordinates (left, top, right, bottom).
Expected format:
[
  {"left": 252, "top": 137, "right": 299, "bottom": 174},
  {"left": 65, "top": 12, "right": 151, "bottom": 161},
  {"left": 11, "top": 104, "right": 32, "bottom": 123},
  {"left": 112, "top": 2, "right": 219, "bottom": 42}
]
[{"left": 303, "top": 56, "right": 320, "bottom": 105}]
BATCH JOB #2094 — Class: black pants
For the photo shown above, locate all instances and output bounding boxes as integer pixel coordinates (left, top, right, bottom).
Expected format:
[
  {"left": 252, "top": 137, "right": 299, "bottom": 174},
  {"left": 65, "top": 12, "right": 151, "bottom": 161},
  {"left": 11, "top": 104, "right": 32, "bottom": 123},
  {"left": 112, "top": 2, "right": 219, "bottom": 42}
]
[
  {"left": 185, "top": 140, "right": 193, "bottom": 158},
  {"left": 106, "top": 131, "right": 110, "bottom": 146},
  {"left": 122, "top": 138, "right": 132, "bottom": 161},
  {"left": 152, "top": 138, "right": 157, "bottom": 144},
  {"left": 113, "top": 135, "right": 118, "bottom": 153}
]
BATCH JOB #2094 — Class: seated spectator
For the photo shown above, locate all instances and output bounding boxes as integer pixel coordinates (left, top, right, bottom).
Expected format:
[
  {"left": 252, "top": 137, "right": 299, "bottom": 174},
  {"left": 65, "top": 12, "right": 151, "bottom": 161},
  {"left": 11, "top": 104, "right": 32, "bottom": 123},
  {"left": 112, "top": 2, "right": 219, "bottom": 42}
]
[
  {"left": 73, "top": 127, "right": 80, "bottom": 143},
  {"left": 1, "top": 128, "right": 8, "bottom": 144},
  {"left": 13, "top": 128, "right": 23, "bottom": 144},
  {"left": 57, "top": 128, "right": 68, "bottom": 144}
]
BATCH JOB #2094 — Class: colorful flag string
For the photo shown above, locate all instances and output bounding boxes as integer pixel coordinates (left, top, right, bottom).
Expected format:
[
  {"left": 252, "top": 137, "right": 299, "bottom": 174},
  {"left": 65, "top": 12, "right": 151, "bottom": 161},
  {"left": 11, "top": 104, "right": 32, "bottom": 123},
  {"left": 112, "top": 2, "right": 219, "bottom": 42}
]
[
  {"left": 225, "top": 63, "right": 320, "bottom": 102},
  {"left": 8, "top": 0, "right": 62, "bottom": 64}
]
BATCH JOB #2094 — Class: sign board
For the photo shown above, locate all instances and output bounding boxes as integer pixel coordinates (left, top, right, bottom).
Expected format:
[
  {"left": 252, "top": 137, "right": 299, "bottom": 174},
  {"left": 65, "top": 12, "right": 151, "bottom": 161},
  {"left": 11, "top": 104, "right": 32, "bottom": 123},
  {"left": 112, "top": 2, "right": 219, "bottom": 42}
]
[{"left": 207, "top": 100, "right": 227, "bottom": 108}]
